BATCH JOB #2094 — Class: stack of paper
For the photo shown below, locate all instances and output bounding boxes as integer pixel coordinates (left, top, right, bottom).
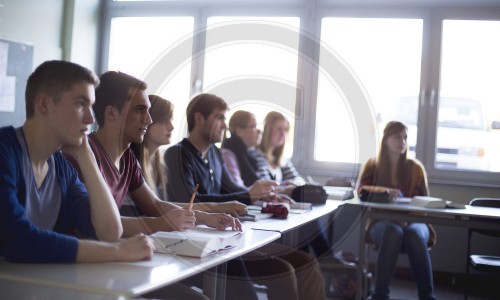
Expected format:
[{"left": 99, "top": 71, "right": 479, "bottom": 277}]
[{"left": 410, "top": 196, "right": 465, "bottom": 209}]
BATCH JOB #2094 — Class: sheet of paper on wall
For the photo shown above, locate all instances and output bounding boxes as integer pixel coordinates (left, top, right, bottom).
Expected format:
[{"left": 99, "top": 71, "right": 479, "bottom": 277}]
[
  {"left": 0, "top": 42, "right": 8, "bottom": 75},
  {"left": 0, "top": 41, "right": 16, "bottom": 112},
  {"left": 0, "top": 76, "right": 16, "bottom": 112}
]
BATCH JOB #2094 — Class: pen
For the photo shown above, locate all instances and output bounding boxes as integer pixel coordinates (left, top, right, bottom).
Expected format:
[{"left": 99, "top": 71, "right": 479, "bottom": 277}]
[{"left": 188, "top": 184, "right": 199, "bottom": 211}]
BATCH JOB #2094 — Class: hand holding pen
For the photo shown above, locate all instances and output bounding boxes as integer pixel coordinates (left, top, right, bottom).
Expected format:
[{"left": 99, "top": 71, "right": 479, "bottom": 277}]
[{"left": 188, "top": 184, "right": 199, "bottom": 211}]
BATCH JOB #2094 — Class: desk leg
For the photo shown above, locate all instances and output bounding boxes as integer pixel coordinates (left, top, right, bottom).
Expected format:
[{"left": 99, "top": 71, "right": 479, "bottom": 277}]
[
  {"left": 203, "top": 263, "right": 227, "bottom": 300},
  {"left": 356, "top": 212, "right": 367, "bottom": 300}
]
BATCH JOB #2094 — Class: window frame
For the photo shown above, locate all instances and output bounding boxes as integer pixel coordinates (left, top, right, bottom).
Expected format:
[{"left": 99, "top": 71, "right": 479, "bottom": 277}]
[{"left": 101, "top": 0, "right": 500, "bottom": 187}]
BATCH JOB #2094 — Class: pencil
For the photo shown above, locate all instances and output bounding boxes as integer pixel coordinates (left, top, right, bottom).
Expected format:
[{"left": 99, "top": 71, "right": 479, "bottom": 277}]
[{"left": 188, "top": 184, "right": 199, "bottom": 211}]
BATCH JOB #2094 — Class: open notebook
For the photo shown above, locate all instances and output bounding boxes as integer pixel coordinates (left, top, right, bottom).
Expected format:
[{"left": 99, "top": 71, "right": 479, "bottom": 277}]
[{"left": 151, "top": 227, "right": 243, "bottom": 258}]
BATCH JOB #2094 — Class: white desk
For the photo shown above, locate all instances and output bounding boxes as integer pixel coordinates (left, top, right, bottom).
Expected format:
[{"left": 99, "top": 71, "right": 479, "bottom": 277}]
[
  {"left": 247, "top": 200, "right": 342, "bottom": 234},
  {"left": 344, "top": 198, "right": 500, "bottom": 300},
  {"left": 0, "top": 229, "right": 280, "bottom": 299},
  {"left": 0, "top": 278, "right": 129, "bottom": 300}
]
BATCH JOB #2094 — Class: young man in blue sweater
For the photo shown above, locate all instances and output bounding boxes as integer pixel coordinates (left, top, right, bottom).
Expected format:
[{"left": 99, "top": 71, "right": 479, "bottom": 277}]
[{"left": 0, "top": 60, "right": 154, "bottom": 263}]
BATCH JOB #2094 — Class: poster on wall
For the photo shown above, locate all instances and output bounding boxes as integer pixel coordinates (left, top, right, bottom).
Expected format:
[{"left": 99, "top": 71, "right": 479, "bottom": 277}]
[
  {"left": 0, "top": 41, "right": 16, "bottom": 112},
  {"left": 0, "top": 38, "right": 33, "bottom": 127}
]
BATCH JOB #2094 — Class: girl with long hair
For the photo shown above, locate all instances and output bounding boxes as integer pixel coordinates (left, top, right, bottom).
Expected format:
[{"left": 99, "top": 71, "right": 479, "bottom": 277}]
[{"left": 357, "top": 121, "right": 437, "bottom": 300}]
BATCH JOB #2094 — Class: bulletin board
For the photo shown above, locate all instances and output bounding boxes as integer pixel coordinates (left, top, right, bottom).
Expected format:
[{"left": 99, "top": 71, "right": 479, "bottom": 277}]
[{"left": 0, "top": 38, "right": 33, "bottom": 127}]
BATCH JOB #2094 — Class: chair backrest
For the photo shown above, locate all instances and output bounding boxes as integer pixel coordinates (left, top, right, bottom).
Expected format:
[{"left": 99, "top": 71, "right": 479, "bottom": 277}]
[
  {"left": 469, "top": 197, "right": 500, "bottom": 237},
  {"left": 470, "top": 198, "right": 500, "bottom": 209}
]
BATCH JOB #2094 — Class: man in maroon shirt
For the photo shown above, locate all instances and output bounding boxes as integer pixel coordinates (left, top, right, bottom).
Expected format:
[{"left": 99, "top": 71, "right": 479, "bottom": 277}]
[{"left": 66, "top": 71, "right": 241, "bottom": 237}]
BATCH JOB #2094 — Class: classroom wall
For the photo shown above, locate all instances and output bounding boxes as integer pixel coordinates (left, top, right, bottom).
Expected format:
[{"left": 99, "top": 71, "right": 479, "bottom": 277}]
[
  {"left": 0, "top": 0, "right": 65, "bottom": 67},
  {"left": 0, "top": 0, "right": 100, "bottom": 73}
]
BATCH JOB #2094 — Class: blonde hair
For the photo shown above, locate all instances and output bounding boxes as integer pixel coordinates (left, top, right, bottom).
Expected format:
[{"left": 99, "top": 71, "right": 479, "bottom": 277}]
[{"left": 259, "top": 111, "right": 289, "bottom": 166}]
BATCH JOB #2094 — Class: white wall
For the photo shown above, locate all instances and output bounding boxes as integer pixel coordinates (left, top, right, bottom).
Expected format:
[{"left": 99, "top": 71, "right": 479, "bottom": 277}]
[
  {"left": 0, "top": 0, "right": 65, "bottom": 67},
  {"left": 0, "top": 0, "right": 100, "bottom": 72}
]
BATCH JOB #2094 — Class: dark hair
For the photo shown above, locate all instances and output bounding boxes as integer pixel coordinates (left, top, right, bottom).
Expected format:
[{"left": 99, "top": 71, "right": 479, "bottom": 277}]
[
  {"left": 93, "top": 71, "right": 147, "bottom": 127},
  {"left": 376, "top": 121, "right": 409, "bottom": 187},
  {"left": 25, "top": 60, "right": 99, "bottom": 119},
  {"left": 186, "top": 93, "right": 228, "bottom": 132}
]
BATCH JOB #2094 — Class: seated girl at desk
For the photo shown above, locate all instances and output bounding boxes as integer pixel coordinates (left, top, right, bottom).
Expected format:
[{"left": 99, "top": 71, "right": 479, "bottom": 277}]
[
  {"left": 357, "top": 121, "right": 437, "bottom": 300},
  {"left": 255, "top": 111, "right": 304, "bottom": 193}
]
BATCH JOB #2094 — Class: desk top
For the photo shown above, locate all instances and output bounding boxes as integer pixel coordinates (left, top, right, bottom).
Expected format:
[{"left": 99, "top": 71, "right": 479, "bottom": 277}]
[
  {"left": 344, "top": 198, "right": 500, "bottom": 220},
  {"left": 0, "top": 229, "right": 280, "bottom": 298},
  {"left": 246, "top": 199, "right": 342, "bottom": 233},
  {"left": 0, "top": 278, "right": 127, "bottom": 300}
]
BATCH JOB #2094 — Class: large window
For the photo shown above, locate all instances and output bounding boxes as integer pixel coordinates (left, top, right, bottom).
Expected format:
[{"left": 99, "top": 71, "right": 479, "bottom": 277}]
[
  {"left": 438, "top": 20, "right": 500, "bottom": 172},
  {"left": 203, "top": 16, "right": 300, "bottom": 157},
  {"left": 101, "top": 0, "right": 500, "bottom": 186},
  {"left": 107, "top": 16, "right": 194, "bottom": 142},
  {"left": 316, "top": 17, "right": 423, "bottom": 163}
]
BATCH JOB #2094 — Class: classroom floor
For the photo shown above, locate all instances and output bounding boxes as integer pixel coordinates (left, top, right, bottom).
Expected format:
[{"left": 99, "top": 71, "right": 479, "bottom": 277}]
[
  {"left": 326, "top": 271, "right": 499, "bottom": 300},
  {"left": 255, "top": 270, "right": 499, "bottom": 300}
]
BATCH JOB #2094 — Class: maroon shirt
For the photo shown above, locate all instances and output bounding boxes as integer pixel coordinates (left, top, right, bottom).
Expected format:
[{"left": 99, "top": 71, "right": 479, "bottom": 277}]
[{"left": 65, "top": 133, "right": 144, "bottom": 208}]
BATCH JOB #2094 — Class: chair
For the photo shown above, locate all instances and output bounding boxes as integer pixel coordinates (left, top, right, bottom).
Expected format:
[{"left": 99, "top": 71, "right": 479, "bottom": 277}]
[{"left": 464, "top": 198, "right": 500, "bottom": 299}]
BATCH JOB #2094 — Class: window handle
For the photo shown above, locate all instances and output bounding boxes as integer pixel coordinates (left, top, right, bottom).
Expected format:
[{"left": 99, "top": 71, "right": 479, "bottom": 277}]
[{"left": 430, "top": 89, "right": 436, "bottom": 107}]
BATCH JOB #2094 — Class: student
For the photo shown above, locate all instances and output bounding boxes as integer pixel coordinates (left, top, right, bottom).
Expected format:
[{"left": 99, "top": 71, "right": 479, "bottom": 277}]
[
  {"left": 131, "top": 95, "right": 247, "bottom": 217},
  {"left": 66, "top": 71, "right": 241, "bottom": 236},
  {"left": 356, "top": 121, "right": 437, "bottom": 300},
  {"left": 256, "top": 111, "right": 304, "bottom": 192},
  {"left": 0, "top": 60, "right": 153, "bottom": 263},
  {"left": 165, "top": 96, "right": 276, "bottom": 205},
  {"left": 221, "top": 110, "right": 261, "bottom": 188},
  {"left": 131, "top": 95, "right": 259, "bottom": 300},
  {"left": 165, "top": 93, "right": 326, "bottom": 300}
]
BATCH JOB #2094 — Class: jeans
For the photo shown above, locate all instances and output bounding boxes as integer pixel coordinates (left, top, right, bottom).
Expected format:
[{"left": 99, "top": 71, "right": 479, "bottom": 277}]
[{"left": 369, "top": 221, "right": 437, "bottom": 300}]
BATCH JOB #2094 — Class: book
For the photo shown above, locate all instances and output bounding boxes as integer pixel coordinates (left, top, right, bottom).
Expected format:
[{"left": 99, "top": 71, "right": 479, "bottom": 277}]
[
  {"left": 251, "top": 201, "right": 312, "bottom": 212},
  {"left": 237, "top": 212, "right": 274, "bottom": 222},
  {"left": 150, "top": 227, "right": 243, "bottom": 258},
  {"left": 410, "top": 196, "right": 466, "bottom": 209}
]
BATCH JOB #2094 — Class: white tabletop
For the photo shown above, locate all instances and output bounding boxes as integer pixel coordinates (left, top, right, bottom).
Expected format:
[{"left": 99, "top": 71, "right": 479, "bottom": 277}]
[
  {"left": 245, "top": 200, "right": 342, "bottom": 233},
  {"left": 345, "top": 198, "right": 500, "bottom": 221},
  {"left": 0, "top": 278, "right": 128, "bottom": 300},
  {"left": 0, "top": 229, "right": 280, "bottom": 298}
]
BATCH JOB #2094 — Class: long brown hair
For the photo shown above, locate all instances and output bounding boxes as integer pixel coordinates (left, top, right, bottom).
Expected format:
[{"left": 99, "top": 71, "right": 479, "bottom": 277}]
[
  {"left": 133, "top": 95, "right": 173, "bottom": 200},
  {"left": 375, "top": 121, "right": 408, "bottom": 188},
  {"left": 259, "top": 111, "right": 289, "bottom": 166}
]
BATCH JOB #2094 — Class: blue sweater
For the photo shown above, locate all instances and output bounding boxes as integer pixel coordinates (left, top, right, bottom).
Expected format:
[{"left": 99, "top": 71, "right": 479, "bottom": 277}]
[{"left": 0, "top": 126, "right": 96, "bottom": 263}]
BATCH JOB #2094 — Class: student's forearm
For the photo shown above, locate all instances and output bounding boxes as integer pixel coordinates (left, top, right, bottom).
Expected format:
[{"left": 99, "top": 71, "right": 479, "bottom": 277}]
[
  {"left": 121, "top": 216, "right": 171, "bottom": 237},
  {"left": 77, "top": 153, "right": 122, "bottom": 241},
  {"left": 76, "top": 235, "right": 153, "bottom": 263},
  {"left": 76, "top": 239, "right": 120, "bottom": 262}
]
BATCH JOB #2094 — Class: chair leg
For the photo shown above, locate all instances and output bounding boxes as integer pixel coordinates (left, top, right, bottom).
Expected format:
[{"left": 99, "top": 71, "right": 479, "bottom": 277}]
[{"left": 464, "top": 229, "right": 472, "bottom": 300}]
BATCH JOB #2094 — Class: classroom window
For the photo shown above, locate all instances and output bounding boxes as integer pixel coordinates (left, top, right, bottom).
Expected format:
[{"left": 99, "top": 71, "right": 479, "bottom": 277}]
[
  {"left": 315, "top": 17, "right": 423, "bottom": 163},
  {"left": 437, "top": 20, "right": 500, "bottom": 172},
  {"left": 101, "top": 1, "right": 500, "bottom": 186},
  {"left": 107, "top": 16, "right": 194, "bottom": 143},
  {"left": 204, "top": 16, "right": 300, "bottom": 158}
]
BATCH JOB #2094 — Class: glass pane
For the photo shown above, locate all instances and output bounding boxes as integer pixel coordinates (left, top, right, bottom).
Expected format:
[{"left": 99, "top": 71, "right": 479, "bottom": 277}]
[
  {"left": 204, "top": 16, "right": 300, "bottom": 157},
  {"left": 317, "top": 18, "right": 423, "bottom": 163},
  {"left": 439, "top": 20, "right": 500, "bottom": 172},
  {"left": 108, "top": 16, "right": 194, "bottom": 143}
]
